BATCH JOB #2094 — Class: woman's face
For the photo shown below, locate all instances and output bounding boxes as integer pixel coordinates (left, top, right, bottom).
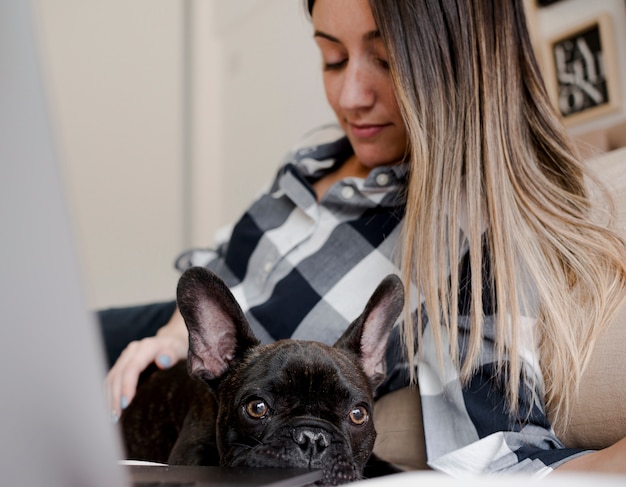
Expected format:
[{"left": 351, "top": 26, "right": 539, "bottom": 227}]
[{"left": 312, "top": 0, "right": 407, "bottom": 168}]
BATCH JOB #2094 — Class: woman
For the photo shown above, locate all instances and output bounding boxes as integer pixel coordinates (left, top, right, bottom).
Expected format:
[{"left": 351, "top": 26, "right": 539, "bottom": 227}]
[{"left": 106, "top": 0, "right": 626, "bottom": 475}]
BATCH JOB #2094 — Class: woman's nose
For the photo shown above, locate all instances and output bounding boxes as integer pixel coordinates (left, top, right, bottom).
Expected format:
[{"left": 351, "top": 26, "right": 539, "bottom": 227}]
[{"left": 338, "top": 62, "right": 375, "bottom": 111}]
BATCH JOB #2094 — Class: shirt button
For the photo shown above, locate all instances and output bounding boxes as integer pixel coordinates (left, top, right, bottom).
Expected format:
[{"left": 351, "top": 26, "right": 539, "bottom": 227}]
[
  {"left": 297, "top": 146, "right": 316, "bottom": 156},
  {"left": 263, "top": 262, "right": 272, "bottom": 273},
  {"left": 375, "top": 172, "right": 390, "bottom": 186},
  {"left": 341, "top": 186, "right": 355, "bottom": 199}
]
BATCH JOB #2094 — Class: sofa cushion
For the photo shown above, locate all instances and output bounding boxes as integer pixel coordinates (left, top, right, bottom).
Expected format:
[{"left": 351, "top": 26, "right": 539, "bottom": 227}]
[
  {"left": 373, "top": 386, "right": 428, "bottom": 470},
  {"left": 553, "top": 147, "right": 626, "bottom": 449},
  {"left": 373, "top": 147, "right": 626, "bottom": 467}
]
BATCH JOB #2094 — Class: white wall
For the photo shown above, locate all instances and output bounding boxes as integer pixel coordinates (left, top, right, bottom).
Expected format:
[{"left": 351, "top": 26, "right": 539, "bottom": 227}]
[
  {"left": 191, "top": 0, "right": 334, "bottom": 244},
  {"left": 35, "top": 0, "right": 333, "bottom": 309},
  {"left": 36, "top": 1, "right": 186, "bottom": 308},
  {"left": 204, "top": 0, "right": 334, "bottom": 226}
]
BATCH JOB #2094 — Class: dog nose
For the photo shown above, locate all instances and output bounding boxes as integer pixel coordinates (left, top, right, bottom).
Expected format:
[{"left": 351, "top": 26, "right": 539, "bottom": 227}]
[{"left": 293, "top": 428, "right": 331, "bottom": 457}]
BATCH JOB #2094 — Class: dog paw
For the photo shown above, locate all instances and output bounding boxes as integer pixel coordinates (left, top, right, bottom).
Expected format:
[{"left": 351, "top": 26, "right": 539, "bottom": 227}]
[{"left": 322, "top": 461, "right": 358, "bottom": 486}]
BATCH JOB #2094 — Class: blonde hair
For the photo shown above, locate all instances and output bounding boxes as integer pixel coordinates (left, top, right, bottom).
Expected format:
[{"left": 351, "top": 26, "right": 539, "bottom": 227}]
[{"left": 370, "top": 0, "right": 626, "bottom": 423}]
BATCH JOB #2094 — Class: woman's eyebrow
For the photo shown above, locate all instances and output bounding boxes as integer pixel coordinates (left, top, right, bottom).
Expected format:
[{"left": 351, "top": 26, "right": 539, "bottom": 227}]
[
  {"left": 313, "top": 29, "right": 381, "bottom": 44},
  {"left": 363, "top": 30, "right": 381, "bottom": 42},
  {"left": 313, "top": 30, "right": 339, "bottom": 43}
]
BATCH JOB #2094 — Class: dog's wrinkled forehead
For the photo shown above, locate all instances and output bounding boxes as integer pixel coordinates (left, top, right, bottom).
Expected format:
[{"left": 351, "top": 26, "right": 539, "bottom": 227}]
[{"left": 230, "top": 340, "right": 372, "bottom": 401}]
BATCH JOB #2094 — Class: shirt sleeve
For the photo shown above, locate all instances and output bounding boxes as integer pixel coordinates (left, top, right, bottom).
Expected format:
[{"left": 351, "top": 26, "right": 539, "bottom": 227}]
[
  {"left": 174, "top": 223, "right": 233, "bottom": 272},
  {"left": 417, "top": 256, "right": 591, "bottom": 477},
  {"left": 381, "top": 244, "right": 592, "bottom": 476},
  {"left": 421, "top": 338, "right": 591, "bottom": 476}
]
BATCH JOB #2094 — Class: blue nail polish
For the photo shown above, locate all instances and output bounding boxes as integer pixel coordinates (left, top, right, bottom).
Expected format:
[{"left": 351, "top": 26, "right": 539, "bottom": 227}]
[
  {"left": 111, "top": 410, "right": 119, "bottom": 424},
  {"left": 120, "top": 395, "right": 128, "bottom": 410},
  {"left": 157, "top": 354, "right": 172, "bottom": 368}
]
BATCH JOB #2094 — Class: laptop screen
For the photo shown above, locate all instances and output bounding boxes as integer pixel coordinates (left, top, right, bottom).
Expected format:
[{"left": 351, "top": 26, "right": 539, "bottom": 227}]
[{"left": 0, "top": 1, "right": 130, "bottom": 485}]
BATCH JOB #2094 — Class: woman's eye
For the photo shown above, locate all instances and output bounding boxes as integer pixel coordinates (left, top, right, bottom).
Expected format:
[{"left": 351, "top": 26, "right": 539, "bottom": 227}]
[
  {"left": 245, "top": 399, "right": 269, "bottom": 419},
  {"left": 323, "top": 59, "right": 347, "bottom": 71},
  {"left": 348, "top": 405, "right": 369, "bottom": 426},
  {"left": 377, "top": 58, "right": 389, "bottom": 70}
]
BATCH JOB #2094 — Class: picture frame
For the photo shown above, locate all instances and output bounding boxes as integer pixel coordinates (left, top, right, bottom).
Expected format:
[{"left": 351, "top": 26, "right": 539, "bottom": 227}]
[
  {"left": 536, "top": 0, "right": 565, "bottom": 6},
  {"left": 541, "top": 13, "right": 621, "bottom": 128}
]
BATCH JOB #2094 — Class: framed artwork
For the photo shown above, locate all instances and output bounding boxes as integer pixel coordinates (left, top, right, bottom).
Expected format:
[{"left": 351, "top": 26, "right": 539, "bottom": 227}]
[
  {"left": 536, "top": 0, "right": 566, "bottom": 6},
  {"left": 542, "top": 13, "right": 621, "bottom": 127}
]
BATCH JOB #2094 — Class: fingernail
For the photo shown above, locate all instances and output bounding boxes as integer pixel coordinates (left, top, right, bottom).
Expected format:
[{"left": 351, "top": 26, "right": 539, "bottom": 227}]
[
  {"left": 120, "top": 395, "right": 128, "bottom": 410},
  {"left": 157, "top": 354, "right": 172, "bottom": 368},
  {"left": 111, "top": 410, "right": 119, "bottom": 424}
]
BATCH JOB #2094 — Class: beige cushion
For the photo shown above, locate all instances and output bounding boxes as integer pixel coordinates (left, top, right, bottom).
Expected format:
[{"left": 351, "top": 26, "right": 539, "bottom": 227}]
[
  {"left": 554, "top": 147, "right": 626, "bottom": 449},
  {"left": 373, "top": 147, "right": 626, "bottom": 466},
  {"left": 373, "top": 386, "right": 428, "bottom": 470}
]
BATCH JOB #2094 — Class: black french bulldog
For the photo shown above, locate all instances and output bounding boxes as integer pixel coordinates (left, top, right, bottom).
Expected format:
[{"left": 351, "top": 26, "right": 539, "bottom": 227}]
[{"left": 121, "top": 267, "right": 404, "bottom": 485}]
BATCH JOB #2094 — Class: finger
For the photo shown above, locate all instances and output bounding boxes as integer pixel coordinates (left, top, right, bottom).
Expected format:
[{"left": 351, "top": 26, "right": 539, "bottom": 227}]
[
  {"left": 153, "top": 333, "right": 188, "bottom": 370},
  {"left": 153, "top": 341, "right": 186, "bottom": 370},
  {"left": 105, "top": 338, "right": 162, "bottom": 421},
  {"left": 155, "top": 353, "right": 173, "bottom": 370},
  {"left": 105, "top": 334, "right": 188, "bottom": 422},
  {"left": 116, "top": 339, "right": 163, "bottom": 406}
]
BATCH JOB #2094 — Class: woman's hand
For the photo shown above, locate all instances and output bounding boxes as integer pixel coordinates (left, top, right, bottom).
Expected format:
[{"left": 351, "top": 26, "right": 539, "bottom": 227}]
[
  {"left": 105, "top": 307, "right": 188, "bottom": 422},
  {"left": 556, "top": 437, "right": 626, "bottom": 474}
]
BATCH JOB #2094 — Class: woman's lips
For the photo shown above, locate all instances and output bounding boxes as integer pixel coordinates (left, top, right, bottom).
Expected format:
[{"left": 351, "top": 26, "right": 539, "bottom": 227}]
[{"left": 349, "top": 123, "right": 389, "bottom": 139}]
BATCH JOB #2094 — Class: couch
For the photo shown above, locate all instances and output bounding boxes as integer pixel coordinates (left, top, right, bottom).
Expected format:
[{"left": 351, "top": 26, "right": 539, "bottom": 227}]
[{"left": 373, "top": 146, "right": 626, "bottom": 470}]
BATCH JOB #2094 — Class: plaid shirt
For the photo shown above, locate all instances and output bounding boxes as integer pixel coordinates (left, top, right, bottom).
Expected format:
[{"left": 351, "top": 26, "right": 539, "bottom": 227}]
[{"left": 176, "top": 124, "right": 588, "bottom": 476}]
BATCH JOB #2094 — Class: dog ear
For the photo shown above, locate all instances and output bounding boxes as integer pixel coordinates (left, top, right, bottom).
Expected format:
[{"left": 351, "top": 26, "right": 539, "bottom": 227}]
[
  {"left": 176, "top": 267, "right": 260, "bottom": 385},
  {"left": 334, "top": 274, "right": 404, "bottom": 389}
]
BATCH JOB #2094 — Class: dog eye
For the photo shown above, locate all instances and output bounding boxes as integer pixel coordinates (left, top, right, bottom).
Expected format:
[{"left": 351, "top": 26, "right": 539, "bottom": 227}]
[
  {"left": 245, "top": 399, "right": 269, "bottom": 419},
  {"left": 348, "top": 406, "right": 369, "bottom": 426}
]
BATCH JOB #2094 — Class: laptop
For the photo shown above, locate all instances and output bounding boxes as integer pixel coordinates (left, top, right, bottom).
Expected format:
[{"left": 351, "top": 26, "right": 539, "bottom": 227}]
[{"left": 0, "top": 1, "right": 320, "bottom": 486}]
